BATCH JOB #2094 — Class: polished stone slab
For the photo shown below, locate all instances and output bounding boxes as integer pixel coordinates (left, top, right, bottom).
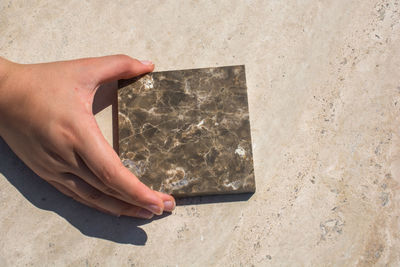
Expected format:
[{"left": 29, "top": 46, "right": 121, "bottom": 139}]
[{"left": 118, "top": 65, "right": 255, "bottom": 197}]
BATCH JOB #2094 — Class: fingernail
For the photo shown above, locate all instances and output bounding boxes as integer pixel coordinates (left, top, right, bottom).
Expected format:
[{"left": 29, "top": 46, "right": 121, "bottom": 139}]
[
  {"left": 163, "top": 200, "right": 175, "bottom": 212},
  {"left": 137, "top": 209, "right": 154, "bottom": 219},
  {"left": 147, "top": 204, "right": 162, "bottom": 215},
  {"left": 140, "top": 60, "right": 153, "bottom": 65}
]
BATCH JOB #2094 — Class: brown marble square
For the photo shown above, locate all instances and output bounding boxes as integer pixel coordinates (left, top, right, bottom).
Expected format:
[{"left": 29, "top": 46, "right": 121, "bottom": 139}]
[{"left": 118, "top": 65, "right": 255, "bottom": 197}]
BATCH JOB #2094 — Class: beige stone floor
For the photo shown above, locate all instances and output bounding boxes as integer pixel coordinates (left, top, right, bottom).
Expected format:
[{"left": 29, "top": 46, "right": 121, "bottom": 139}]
[{"left": 1, "top": 0, "right": 400, "bottom": 266}]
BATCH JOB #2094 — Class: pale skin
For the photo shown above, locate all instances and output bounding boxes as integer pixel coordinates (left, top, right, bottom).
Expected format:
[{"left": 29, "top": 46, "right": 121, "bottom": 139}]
[{"left": 0, "top": 55, "right": 175, "bottom": 219}]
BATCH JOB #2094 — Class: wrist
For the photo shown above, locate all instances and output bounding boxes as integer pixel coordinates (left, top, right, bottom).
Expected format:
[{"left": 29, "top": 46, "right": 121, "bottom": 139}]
[
  {"left": 0, "top": 57, "right": 12, "bottom": 85},
  {"left": 0, "top": 57, "right": 19, "bottom": 136},
  {"left": 0, "top": 58, "right": 15, "bottom": 104},
  {"left": 0, "top": 57, "right": 21, "bottom": 106}
]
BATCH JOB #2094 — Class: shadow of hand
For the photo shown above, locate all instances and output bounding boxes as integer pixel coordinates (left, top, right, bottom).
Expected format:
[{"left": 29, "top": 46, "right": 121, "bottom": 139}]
[{"left": 0, "top": 136, "right": 158, "bottom": 245}]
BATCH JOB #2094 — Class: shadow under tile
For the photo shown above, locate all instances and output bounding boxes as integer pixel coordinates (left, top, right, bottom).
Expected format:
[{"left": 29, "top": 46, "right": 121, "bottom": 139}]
[{"left": 175, "top": 193, "right": 253, "bottom": 206}]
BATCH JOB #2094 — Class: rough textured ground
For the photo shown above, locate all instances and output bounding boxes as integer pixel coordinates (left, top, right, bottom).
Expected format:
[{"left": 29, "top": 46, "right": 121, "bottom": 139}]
[{"left": 1, "top": 0, "right": 399, "bottom": 266}]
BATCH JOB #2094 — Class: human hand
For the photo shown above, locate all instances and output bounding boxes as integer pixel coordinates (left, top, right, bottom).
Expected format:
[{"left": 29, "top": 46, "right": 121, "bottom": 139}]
[{"left": 0, "top": 55, "right": 175, "bottom": 219}]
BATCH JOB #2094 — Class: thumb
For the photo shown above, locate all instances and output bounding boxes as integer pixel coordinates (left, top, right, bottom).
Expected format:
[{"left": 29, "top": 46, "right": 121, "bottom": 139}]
[{"left": 78, "top": 54, "right": 154, "bottom": 85}]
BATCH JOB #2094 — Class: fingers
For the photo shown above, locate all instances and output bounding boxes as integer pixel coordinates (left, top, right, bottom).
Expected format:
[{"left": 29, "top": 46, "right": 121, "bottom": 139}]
[
  {"left": 48, "top": 180, "right": 116, "bottom": 216},
  {"left": 77, "top": 55, "right": 154, "bottom": 86},
  {"left": 71, "top": 159, "right": 175, "bottom": 212},
  {"left": 74, "top": 117, "right": 173, "bottom": 215},
  {"left": 154, "top": 191, "right": 176, "bottom": 212},
  {"left": 49, "top": 174, "right": 154, "bottom": 219}
]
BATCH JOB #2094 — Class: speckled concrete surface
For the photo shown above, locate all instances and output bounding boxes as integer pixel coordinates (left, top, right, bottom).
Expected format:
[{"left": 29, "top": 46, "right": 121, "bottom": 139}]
[{"left": 1, "top": 0, "right": 400, "bottom": 266}]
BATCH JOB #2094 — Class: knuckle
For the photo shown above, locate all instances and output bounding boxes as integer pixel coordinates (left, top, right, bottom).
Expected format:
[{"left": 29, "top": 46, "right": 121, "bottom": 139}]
[
  {"left": 44, "top": 149, "right": 73, "bottom": 171},
  {"left": 115, "top": 54, "right": 134, "bottom": 70},
  {"left": 104, "top": 187, "right": 120, "bottom": 196},
  {"left": 86, "top": 190, "right": 102, "bottom": 201},
  {"left": 98, "top": 163, "right": 121, "bottom": 186},
  {"left": 95, "top": 205, "right": 120, "bottom": 217},
  {"left": 48, "top": 118, "right": 77, "bottom": 143},
  {"left": 115, "top": 54, "right": 131, "bottom": 62},
  {"left": 33, "top": 164, "right": 61, "bottom": 182},
  {"left": 44, "top": 124, "right": 79, "bottom": 168},
  {"left": 119, "top": 205, "right": 134, "bottom": 217}
]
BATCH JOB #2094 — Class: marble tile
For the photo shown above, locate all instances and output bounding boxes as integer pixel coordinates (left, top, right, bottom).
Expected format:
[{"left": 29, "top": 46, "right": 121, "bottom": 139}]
[{"left": 118, "top": 65, "right": 255, "bottom": 197}]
